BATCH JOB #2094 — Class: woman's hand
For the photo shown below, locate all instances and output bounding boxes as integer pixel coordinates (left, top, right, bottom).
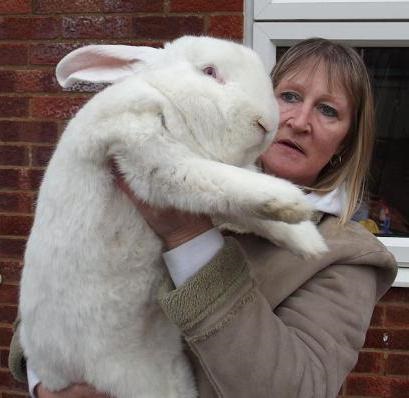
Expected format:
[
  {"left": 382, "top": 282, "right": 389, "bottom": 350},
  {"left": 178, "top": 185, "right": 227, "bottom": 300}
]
[
  {"left": 35, "top": 383, "right": 110, "bottom": 398},
  {"left": 114, "top": 170, "right": 213, "bottom": 250}
]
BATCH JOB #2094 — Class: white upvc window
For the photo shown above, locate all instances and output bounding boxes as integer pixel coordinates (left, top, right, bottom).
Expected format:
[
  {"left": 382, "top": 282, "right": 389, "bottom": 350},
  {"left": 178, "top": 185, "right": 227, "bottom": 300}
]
[{"left": 246, "top": 0, "right": 409, "bottom": 286}]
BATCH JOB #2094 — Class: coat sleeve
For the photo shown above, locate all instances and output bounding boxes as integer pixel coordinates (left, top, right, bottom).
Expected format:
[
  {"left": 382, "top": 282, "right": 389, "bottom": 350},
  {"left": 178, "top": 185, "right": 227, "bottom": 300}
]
[
  {"left": 8, "top": 317, "right": 27, "bottom": 383},
  {"left": 158, "top": 237, "right": 395, "bottom": 398}
]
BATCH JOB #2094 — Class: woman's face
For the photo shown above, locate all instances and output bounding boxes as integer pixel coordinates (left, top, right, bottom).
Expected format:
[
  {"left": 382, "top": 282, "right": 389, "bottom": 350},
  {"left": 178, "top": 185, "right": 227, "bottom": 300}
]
[{"left": 260, "top": 61, "right": 353, "bottom": 186}]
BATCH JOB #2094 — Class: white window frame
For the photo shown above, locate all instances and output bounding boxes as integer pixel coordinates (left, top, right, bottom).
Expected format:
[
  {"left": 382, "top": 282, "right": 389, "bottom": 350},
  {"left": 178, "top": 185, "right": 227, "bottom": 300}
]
[
  {"left": 254, "top": 0, "right": 409, "bottom": 22},
  {"left": 246, "top": 0, "right": 409, "bottom": 286}
]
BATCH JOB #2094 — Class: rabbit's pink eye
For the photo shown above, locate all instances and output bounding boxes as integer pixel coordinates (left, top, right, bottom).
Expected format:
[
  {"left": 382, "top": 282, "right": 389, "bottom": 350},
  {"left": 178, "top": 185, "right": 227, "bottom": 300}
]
[{"left": 202, "top": 66, "right": 217, "bottom": 79}]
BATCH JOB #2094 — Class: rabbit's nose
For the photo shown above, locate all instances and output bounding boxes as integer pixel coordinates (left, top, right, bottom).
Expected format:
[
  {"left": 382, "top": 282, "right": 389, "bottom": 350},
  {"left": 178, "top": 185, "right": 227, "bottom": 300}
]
[{"left": 257, "top": 118, "right": 274, "bottom": 135}]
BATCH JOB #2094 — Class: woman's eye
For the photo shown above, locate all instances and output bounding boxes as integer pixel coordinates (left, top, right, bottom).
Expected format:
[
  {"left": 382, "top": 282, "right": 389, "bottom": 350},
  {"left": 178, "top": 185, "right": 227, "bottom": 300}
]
[
  {"left": 280, "top": 91, "right": 300, "bottom": 103},
  {"left": 202, "top": 66, "right": 217, "bottom": 79},
  {"left": 318, "top": 103, "right": 338, "bottom": 118}
]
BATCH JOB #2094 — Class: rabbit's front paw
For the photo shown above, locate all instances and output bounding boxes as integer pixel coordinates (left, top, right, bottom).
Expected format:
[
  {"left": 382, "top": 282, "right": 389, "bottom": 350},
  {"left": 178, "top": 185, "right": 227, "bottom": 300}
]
[
  {"left": 255, "top": 198, "right": 313, "bottom": 223},
  {"left": 293, "top": 232, "right": 328, "bottom": 259},
  {"left": 284, "top": 221, "right": 329, "bottom": 259}
]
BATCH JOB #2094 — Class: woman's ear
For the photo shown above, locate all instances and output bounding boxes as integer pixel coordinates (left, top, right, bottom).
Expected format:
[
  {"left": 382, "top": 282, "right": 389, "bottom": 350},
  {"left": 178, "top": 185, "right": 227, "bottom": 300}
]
[{"left": 56, "top": 45, "right": 161, "bottom": 88}]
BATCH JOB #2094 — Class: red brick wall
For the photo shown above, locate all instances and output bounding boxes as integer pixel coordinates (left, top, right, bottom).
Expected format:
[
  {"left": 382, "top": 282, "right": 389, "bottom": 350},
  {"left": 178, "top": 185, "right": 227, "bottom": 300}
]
[
  {"left": 0, "top": 1, "right": 408, "bottom": 398},
  {"left": 341, "top": 288, "right": 409, "bottom": 397}
]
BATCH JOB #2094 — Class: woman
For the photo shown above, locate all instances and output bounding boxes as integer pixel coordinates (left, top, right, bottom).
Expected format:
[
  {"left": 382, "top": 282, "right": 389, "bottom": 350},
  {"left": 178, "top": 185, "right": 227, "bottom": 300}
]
[{"left": 9, "top": 38, "right": 397, "bottom": 398}]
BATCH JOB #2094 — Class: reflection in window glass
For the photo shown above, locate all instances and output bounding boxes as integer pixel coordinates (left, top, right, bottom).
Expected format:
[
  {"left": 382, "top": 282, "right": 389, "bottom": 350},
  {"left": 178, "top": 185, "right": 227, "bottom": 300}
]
[
  {"left": 276, "top": 46, "right": 409, "bottom": 237},
  {"left": 359, "top": 48, "right": 409, "bottom": 237}
]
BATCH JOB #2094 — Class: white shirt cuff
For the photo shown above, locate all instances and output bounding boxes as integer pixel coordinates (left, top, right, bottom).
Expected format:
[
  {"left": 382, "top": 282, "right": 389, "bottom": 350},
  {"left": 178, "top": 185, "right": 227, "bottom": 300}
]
[
  {"left": 163, "top": 228, "right": 224, "bottom": 287},
  {"left": 27, "top": 366, "right": 40, "bottom": 398}
]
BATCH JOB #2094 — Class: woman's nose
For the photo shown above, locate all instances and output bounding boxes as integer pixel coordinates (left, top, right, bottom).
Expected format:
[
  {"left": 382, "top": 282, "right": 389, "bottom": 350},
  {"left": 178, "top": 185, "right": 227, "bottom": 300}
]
[{"left": 285, "top": 104, "right": 312, "bottom": 134}]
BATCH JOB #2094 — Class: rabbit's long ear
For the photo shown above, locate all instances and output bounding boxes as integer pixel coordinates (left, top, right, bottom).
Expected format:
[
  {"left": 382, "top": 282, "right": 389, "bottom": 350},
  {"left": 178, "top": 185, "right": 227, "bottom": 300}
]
[{"left": 56, "top": 45, "right": 161, "bottom": 88}]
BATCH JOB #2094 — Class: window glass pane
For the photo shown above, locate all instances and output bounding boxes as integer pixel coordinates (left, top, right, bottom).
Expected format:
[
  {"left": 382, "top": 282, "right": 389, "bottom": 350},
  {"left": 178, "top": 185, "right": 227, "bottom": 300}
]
[
  {"left": 276, "top": 46, "right": 409, "bottom": 237},
  {"left": 359, "top": 48, "right": 409, "bottom": 237}
]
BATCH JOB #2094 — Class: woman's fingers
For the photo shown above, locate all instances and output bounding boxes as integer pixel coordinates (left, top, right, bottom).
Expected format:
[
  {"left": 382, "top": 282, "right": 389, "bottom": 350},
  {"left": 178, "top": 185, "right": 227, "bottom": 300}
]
[
  {"left": 111, "top": 163, "right": 213, "bottom": 249},
  {"left": 36, "top": 383, "right": 111, "bottom": 398}
]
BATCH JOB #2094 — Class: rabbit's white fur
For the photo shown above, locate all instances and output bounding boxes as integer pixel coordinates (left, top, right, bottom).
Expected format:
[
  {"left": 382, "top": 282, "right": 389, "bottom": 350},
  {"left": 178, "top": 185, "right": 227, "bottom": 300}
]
[{"left": 19, "top": 36, "right": 327, "bottom": 398}]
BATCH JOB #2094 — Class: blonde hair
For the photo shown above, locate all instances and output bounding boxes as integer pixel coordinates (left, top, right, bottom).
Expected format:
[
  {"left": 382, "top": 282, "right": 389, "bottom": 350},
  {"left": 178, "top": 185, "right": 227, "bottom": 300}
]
[{"left": 271, "top": 38, "right": 375, "bottom": 223}]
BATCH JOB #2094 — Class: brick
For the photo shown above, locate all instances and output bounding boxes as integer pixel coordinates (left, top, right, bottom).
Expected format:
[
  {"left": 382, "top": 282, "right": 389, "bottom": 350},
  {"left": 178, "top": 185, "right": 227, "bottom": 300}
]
[
  {"left": 0, "top": 121, "right": 60, "bottom": 144},
  {"left": 385, "top": 304, "right": 409, "bottom": 327},
  {"left": 2, "top": 393, "right": 30, "bottom": 398},
  {"left": 346, "top": 374, "right": 409, "bottom": 397},
  {"left": 0, "top": 97, "right": 29, "bottom": 117},
  {"left": 0, "top": 238, "right": 26, "bottom": 259},
  {"left": 0, "top": 70, "right": 15, "bottom": 92},
  {"left": 0, "top": 369, "right": 27, "bottom": 391},
  {"left": 0, "top": 192, "right": 34, "bottom": 213},
  {"left": 30, "top": 43, "right": 81, "bottom": 65},
  {"left": 1, "top": 348, "right": 10, "bottom": 367},
  {"left": 369, "top": 304, "right": 384, "bottom": 327},
  {"left": 0, "top": 305, "right": 18, "bottom": 324},
  {"left": 26, "top": 169, "right": 44, "bottom": 190},
  {"left": 352, "top": 351, "right": 384, "bottom": 374},
  {"left": 31, "top": 146, "right": 55, "bottom": 167},
  {"left": 0, "top": 215, "right": 33, "bottom": 236},
  {"left": 346, "top": 374, "right": 389, "bottom": 396},
  {"left": 103, "top": 0, "right": 163, "bottom": 12},
  {"left": 0, "top": 145, "right": 28, "bottom": 166},
  {"left": 170, "top": 0, "right": 242, "bottom": 12},
  {"left": 0, "top": 17, "right": 61, "bottom": 40},
  {"left": 62, "top": 15, "right": 132, "bottom": 39},
  {"left": 0, "top": 284, "right": 19, "bottom": 304},
  {"left": 35, "top": 0, "right": 103, "bottom": 13},
  {"left": 0, "top": 44, "right": 28, "bottom": 65},
  {"left": 386, "top": 353, "right": 409, "bottom": 375},
  {"left": 0, "top": 169, "right": 20, "bottom": 189},
  {"left": 0, "top": 0, "right": 31, "bottom": 14},
  {"left": 363, "top": 328, "right": 388, "bottom": 349},
  {"left": 364, "top": 328, "right": 409, "bottom": 350},
  {"left": 0, "top": 169, "right": 44, "bottom": 191},
  {"left": 132, "top": 16, "right": 204, "bottom": 40},
  {"left": 208, "top": 15, "right": 243, "bottom": 40},
  {"left": 382, "top": 287, "right": 409, "bottom": 303},
  {"left": 0, "top": 261, "right": 23, "bottom": 284},
  {"left": 31, "top": 96, "right": 89, "bottom": 120},
  {"left": 14, "top": 70, "right": 60, "bottom": 93},
  {"left": 0, "top": 327, "right": 13, "bottom": 347}
]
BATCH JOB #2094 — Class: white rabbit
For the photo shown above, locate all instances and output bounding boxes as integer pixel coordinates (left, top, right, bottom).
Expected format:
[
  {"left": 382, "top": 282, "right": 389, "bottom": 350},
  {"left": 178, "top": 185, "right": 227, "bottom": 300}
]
[{"left": 19, "top": 36, "right": 327, "bottom": 398}]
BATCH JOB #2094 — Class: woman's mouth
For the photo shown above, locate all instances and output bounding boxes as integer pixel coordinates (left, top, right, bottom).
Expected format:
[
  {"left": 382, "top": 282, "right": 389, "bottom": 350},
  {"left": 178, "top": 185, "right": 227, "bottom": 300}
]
[{"left": 275, "top": 139, "right": 305, "bottom": 155}]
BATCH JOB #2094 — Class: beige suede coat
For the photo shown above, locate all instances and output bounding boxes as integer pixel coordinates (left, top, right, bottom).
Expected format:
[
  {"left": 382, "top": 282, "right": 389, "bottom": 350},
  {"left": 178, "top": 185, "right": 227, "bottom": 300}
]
[{"left": 9, "top": 214, "right": 397, "bottom": 398}]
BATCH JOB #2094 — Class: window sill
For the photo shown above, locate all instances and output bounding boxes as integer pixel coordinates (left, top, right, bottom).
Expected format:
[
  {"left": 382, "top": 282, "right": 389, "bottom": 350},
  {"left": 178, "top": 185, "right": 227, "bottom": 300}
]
[
  {"left": 393, "top": 268, "right": 409, "bottom": 288},
  {"left": 378, "top": 237, "right": 409, "bottom": 288}
]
